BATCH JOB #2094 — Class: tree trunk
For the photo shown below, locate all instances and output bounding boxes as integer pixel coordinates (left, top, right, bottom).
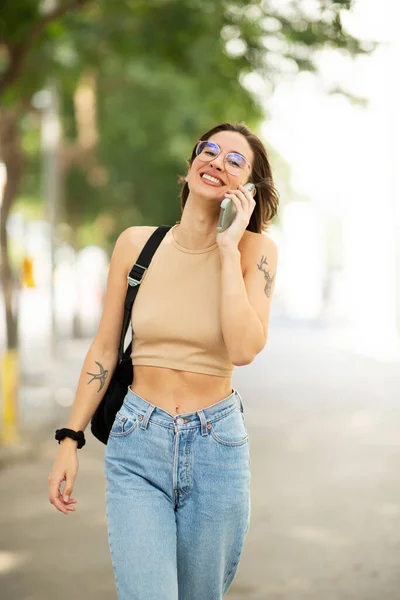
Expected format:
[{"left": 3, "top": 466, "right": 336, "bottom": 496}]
[
  {"left": 0, "top": 109, "right": 23, "bottom": 348},
  {"left": 0, "top": 109, "right": 23, "bottom": 445}
]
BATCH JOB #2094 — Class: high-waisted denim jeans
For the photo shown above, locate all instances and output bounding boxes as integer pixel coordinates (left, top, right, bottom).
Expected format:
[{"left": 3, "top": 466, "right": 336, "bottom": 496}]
[{"left": 104, "top": 386, "right": 251, "bottom": 600}]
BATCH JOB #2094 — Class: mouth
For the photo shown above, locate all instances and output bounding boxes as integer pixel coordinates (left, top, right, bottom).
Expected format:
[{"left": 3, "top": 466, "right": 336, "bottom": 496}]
[{"left": 200, "top": 172, "right": 225, "bottom": 187}]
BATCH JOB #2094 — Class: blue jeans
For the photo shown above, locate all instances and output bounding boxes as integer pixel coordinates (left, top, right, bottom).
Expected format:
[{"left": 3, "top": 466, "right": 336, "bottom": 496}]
[{"left": 104, "top": 386, "right": 251, "bottom": 600}]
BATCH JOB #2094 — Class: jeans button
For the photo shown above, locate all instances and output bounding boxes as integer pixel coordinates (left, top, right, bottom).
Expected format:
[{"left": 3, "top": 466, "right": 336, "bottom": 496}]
[{"left": 176, "top": 417, "right": 184, "bottom": 425}]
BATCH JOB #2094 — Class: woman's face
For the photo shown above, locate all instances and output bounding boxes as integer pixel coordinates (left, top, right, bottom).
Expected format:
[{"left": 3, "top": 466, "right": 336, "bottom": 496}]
[{"left": 186, "top": 130, "right": 254, "bottom": 201}]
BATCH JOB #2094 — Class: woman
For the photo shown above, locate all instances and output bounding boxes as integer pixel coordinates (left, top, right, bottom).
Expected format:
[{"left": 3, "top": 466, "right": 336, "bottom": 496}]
[{"left": 48, "top": 121, "right": 279, "bottom": 599}]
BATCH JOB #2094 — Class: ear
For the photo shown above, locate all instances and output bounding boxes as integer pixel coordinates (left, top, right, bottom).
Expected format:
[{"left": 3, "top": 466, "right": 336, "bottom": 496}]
[
  {"left": 245, "top": 181, "right": 256, "bottom": 197},
  {"left": 249, "top": 184, "right": 256, "bottom": 197}
]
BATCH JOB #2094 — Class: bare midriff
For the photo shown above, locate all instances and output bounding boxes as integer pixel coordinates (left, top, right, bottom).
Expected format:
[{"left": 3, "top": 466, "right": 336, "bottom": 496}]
[{"left": 130, "top": 365, "right": 233, "bottom": 416}]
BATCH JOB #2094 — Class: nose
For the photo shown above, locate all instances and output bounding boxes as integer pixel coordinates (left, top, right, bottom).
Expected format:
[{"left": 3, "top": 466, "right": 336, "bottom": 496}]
[{"left": 209, "top": 153, "right": 225, "bottom": 171}]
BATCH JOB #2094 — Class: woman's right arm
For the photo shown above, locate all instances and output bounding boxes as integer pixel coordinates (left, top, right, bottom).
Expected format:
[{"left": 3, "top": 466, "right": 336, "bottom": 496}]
[{"left": 48, "top": 226, "right": 141, "bottom": 515}]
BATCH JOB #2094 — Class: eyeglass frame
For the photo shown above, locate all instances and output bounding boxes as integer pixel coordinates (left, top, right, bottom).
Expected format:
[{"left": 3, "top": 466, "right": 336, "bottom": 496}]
[{"left": 195, "top": 140, "right": 251, "bottom": 176}]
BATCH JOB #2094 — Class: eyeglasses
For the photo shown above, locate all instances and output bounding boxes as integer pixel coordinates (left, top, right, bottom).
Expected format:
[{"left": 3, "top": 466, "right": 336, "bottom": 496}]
[{"left": 195, "top": 140, "right": 251, "bottom": 177}]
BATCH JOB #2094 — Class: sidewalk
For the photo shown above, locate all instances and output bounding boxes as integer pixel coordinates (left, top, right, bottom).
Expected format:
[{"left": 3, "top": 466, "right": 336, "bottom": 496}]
[
  {"left": 1, "top": 317, "right": 400, "bottom": 599},
  {"left": 0, "top": 337, "right": 92, "bottom": 468}
]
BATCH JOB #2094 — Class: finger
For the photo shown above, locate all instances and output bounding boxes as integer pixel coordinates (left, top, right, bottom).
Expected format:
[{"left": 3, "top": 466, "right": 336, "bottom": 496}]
[
  {"left": 224, "top": 192, "right": 244, "bottom": 211},
  {"left": 238, "top": 185, "right": 256, "bottom": 209},
  {"left": 57, "top": 491, "right": 72, "bottom": 514},
  {"left": 49, "top": 478, "right": 68, "bottom": 514},
  {"left": 224, "top": 192, "right": 254, "bottom": 227},
  {"left": 226, "top": 189, "right": 246, "bottom": 207},
  {"left": 238, "top": 183, "right": 253, "bottom": 198},
  {"left": 224, "top": 193, "right": 248, "bottom": 221},
  {"left": 231, "top": 185, "right": 249, "bottom": 200},
  {"left": 63, "top": 477, "right": 75, "bottom": 503},
  {"left": 227, "top": 189, "right": 253, "bottom": 218},
  {"left": 231, "top": 187, "right": 255, "bottom": 215},
  {"left": 51, "top": 495, "right": 68, "bottom": 514}
]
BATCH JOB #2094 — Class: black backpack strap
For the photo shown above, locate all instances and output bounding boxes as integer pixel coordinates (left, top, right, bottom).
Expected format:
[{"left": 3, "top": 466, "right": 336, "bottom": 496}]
[{"left": 117, "top": 225, "right": 171, "bottom": 361}]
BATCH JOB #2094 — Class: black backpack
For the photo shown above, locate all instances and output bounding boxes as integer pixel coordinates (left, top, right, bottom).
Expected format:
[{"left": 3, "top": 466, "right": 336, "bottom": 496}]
[{"left": 90, "top": 225, "right": 171, "bottom": 444}]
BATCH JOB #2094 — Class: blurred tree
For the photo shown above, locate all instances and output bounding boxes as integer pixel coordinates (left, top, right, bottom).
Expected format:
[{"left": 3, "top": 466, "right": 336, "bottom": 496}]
[
  {"left": 0, "top": 0, "right": 374, "bottom": 442},
  {"left": 58, "top": 0, "right": 375, "bottom": 240}
]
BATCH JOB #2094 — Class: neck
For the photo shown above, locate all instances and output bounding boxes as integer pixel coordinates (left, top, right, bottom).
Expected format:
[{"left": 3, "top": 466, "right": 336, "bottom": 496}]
[{"left": 175, "top": 195, "right": 221, "bottom": 250}]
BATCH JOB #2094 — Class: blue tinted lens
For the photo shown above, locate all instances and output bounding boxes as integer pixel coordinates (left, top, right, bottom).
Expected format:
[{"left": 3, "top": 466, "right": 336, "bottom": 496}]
[
  {"left": 197, "top": 141, "right": 219, "bottom": 159},
  {"left": 226, "top": 153, "right": 246, "bottom": 170}
]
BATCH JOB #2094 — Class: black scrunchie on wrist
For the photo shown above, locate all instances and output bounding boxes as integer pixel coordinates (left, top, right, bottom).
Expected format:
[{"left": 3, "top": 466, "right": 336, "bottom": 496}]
[{"left": 55, "top": 428, "right": 86, "bottom": 449}]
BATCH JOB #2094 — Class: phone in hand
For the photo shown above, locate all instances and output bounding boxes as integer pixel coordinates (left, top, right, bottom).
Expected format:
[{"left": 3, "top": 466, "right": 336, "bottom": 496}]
[{"left": 216, "top": 182, "right": 255, "bottom": 232}]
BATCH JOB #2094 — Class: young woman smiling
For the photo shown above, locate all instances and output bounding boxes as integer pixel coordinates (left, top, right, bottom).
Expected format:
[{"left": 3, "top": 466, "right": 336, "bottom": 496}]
[{"left": 48, "top": 122, "right": 279, "bottom": 600}]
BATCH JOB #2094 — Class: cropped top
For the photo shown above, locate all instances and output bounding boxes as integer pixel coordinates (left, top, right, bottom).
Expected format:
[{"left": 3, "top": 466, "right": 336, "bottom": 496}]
[{"left": 130, "top": 224, "right": 235, "bottom": 377}]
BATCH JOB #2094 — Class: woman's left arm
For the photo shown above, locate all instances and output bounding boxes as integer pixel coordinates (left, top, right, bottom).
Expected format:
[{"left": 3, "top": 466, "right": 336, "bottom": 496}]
[{"left": 219, "top": 236, "right": 278, "bottom": 365}]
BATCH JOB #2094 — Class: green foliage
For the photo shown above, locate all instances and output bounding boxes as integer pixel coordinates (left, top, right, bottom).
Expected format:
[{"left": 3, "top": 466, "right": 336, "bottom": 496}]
[{"left": 1, "top": 0, "right": 375, "bottom": 247}]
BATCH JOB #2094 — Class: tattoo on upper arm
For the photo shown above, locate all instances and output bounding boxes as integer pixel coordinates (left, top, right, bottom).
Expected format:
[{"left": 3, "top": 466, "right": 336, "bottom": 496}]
[
  {"left": 257, "top": 255, "right": 275, "bottom": 298},
  {"left": 86, "top": 361, "right": 109, "bottom": 392}
]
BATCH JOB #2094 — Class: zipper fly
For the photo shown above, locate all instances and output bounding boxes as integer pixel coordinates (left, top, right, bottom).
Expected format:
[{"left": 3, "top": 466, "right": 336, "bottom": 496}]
[{"left": 172, "top": 417, "right": 191, "bottom": 498}]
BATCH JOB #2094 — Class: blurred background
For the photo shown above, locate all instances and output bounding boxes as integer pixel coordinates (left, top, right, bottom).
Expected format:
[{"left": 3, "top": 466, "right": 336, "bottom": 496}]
[{"left": 1, "top": 1, "right": 399, "bottom": 599}]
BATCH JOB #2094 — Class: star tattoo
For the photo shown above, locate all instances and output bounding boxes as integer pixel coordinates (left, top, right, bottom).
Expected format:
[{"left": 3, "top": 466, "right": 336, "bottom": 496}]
[{"left": 86, "top": 361, "right": 109, "bottom": 392}]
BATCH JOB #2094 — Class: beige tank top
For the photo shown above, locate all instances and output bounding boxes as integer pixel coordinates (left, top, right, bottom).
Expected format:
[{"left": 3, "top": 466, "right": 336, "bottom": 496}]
[{"left": 130, "top": 224, "right": 235, "bottom": 377}]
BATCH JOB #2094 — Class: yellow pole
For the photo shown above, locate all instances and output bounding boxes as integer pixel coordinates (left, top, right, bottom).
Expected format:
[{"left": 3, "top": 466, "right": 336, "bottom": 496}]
[
  {"left": 22, "top": 256, "right": 35, "bottom": 288},
  {"left": 1, "top": 348, "right": 20, "bottom": 445}
]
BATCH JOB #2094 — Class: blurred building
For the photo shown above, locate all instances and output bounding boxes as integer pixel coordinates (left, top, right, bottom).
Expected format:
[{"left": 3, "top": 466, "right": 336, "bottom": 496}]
[{"left": 262, "top": 0, "right": 400, "bottom": 361}]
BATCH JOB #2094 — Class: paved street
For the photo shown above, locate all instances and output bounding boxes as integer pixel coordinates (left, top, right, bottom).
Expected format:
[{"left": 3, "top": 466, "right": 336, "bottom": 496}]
[{"left": 1, "top": 314, "right": 400, "bottom": 600}]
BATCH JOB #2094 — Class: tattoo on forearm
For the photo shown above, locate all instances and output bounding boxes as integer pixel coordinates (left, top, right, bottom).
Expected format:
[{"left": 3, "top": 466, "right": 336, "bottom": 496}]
[
  {"left": 86, "top": 361, "right": 109, "bottom": 392},
  {"left": 257, "top": 255, "right": 275, "bottom": 298}
]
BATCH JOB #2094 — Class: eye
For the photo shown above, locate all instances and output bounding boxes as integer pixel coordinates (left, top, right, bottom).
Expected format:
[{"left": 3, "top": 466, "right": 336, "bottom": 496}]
[
  {"left": 229, "top": 158, "right": 241, "bottom": 168},
  {"left": 197, "top": 142, "right": 219, "bottom": 158},
  {"left": 227, "top": 153, "right": 246, "bottom": 169},
  {"left": 204, "top": 143, "right": 219, "bottom": 155}
]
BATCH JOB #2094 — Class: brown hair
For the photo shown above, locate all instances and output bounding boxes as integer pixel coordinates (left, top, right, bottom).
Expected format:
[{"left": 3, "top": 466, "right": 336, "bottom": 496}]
[{"left": 178, "top": 122, "right": 279, "bottom": 233}]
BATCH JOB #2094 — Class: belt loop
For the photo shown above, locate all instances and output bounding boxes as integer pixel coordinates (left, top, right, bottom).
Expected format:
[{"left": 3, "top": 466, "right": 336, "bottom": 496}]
[
  {"left": 234, "top": 389, "right": 244, "bottom": 413},
  {"left": 197, "top": 409, "right": 209, "bottom": 436},
  {"left": 140, "top": 404, "right": 155, "bottom": 429}
]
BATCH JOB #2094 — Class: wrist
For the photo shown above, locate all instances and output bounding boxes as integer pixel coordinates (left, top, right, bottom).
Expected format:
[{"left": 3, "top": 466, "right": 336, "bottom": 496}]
[
  {"left": 59, "top": 437, "right": 79, "bottom": 449},
  {"left": 55, "top": 427, "right": 86, "bottom": 449},
  {"left": 218, "top": 243, "right": 241, "bottom": 257}
]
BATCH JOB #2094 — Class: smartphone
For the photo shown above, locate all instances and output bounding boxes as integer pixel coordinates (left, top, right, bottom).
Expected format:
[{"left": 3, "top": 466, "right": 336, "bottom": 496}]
[{"left": 216, "top": 182, "right": 255, "bottom": 232}]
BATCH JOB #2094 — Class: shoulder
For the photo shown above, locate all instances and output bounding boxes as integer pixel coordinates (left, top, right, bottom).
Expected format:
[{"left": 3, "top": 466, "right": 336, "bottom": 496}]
[
  {"left": 114, "top": 226, "right": 159, "bottom": 274},
  {"left": 243, "top": 230, "right": 278, "bottom": 254},
  {"left": 118, "top": 225, "right": 159, "bottom": 249}
]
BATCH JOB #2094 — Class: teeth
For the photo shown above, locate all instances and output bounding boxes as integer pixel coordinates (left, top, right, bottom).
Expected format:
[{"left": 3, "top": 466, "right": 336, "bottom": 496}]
[{"left": 201, "top": 173, "right": 223, "bottom": 185}]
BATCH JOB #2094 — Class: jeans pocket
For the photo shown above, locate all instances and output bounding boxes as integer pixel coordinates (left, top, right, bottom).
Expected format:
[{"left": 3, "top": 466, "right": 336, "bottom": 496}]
[
  {"left": 240, "top": 411, "right": 249, "bottom": 436},
  {"left": 209, "top": 407, "right": 249, "bottom": 447},
  {"left": 109, "top": 402, "right": 139, "bottom": 437}
]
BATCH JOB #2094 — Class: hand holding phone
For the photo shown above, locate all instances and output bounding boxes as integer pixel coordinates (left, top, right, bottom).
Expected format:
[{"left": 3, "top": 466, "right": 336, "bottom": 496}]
[{"left": 216, "top": 182, "right": 255, "bottom": 232}]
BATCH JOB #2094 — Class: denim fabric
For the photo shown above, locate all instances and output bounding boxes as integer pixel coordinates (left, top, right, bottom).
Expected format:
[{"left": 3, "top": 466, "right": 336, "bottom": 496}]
[{"left": 104, "top": 386, "right": 251, "bottom": 600}]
